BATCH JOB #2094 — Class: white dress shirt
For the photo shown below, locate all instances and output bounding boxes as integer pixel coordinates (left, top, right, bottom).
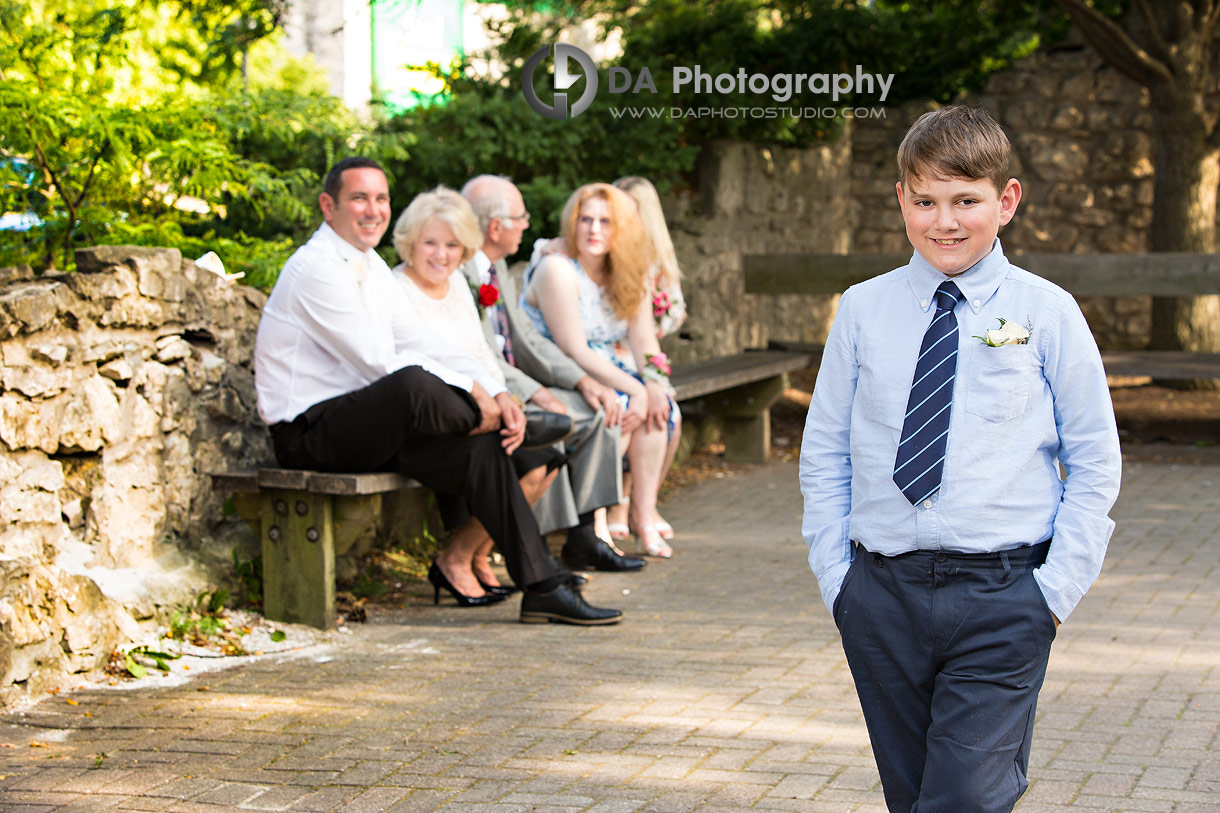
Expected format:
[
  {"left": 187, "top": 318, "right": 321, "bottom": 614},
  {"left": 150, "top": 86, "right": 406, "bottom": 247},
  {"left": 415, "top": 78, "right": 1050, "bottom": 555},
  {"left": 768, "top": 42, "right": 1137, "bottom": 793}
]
[
  {"left": 800, "top": 240, "right": 1121, "bottom": 623},
  {"left": 255, "top": 223, "right": 498, "bottom": 425}
]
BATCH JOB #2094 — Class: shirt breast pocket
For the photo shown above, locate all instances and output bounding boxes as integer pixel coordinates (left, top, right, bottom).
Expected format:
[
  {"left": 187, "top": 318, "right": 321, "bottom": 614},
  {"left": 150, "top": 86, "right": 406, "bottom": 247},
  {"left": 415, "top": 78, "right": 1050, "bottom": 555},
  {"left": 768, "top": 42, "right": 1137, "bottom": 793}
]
[{"left": 965, "top": 344, "right": 1036, "bottom": 423}]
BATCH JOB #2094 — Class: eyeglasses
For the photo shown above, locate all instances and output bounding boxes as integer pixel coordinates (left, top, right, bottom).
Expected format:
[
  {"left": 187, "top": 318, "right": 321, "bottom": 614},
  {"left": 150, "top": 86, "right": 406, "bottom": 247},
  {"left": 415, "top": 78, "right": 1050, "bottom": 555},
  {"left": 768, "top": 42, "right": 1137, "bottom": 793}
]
[{"left": 500, "top": 211, "right": 530, "bottom": 226}]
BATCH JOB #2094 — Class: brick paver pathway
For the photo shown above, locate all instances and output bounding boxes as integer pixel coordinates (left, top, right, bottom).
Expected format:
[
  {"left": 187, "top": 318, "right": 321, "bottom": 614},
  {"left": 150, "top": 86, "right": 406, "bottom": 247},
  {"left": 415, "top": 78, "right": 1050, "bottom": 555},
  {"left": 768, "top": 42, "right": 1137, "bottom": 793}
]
[{"left": 1, "top": 459, "right": 1217, "bottom": 812}]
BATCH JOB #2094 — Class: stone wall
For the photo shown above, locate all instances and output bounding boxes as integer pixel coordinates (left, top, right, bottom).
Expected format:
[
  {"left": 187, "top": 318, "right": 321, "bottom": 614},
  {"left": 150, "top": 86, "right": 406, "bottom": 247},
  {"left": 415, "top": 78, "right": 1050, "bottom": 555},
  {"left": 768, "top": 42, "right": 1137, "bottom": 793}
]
[
  {"left": 660, "top": 138, "right": 853, "bottom": 363},
  {"left": 849, "top": 43, "right": 1189, "bottom": 350},
  {"left": 0, "top": 247, "right": 270, "bottom": 705}
]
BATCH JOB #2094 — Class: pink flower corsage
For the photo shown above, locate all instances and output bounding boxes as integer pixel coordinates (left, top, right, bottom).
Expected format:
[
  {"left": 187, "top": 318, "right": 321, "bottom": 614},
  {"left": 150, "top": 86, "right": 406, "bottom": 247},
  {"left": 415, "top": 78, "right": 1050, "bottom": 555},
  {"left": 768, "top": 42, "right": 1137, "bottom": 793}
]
[
  {"left": 652, "top": 288, "right": 672, "bottom": 318},
  {"left": 642, "top": 352, "right": 671, "bottom": 384}
]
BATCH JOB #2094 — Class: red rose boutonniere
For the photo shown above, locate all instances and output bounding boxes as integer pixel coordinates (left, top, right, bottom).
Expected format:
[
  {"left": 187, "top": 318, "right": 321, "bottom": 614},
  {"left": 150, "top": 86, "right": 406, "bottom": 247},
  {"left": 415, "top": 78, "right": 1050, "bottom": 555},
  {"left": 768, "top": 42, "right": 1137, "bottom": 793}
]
[
  {"left": 469, "top": 281, "right": 502, "bottom": 314},
  {"left": 478, "top": 283, "right": 501, "bottom": 308}
]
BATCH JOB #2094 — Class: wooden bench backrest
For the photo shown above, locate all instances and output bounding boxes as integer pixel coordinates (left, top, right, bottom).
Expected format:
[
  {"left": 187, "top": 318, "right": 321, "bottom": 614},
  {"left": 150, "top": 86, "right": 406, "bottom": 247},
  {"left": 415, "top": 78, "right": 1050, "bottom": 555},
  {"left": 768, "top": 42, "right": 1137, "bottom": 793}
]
[{"left": 744, "top": 253, "right": 1220, "bottom": 297}]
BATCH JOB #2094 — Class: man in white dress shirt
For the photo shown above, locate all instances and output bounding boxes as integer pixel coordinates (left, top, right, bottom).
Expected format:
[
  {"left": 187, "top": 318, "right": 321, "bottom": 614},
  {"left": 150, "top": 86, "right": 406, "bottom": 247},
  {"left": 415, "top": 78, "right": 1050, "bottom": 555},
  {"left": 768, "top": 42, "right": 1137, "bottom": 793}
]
[
  {"left": 253, "top": 157, "right": 621, "bottom": 625},
  {"left": 459, "top": 174, "right": 645, "bottom": 573}
]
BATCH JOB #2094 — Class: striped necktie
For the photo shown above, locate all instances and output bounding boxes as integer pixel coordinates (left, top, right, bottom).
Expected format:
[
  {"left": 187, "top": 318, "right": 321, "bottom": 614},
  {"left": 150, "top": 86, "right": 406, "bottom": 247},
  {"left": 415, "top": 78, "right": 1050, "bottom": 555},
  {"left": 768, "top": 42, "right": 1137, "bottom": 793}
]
[
  {"left": 893, "top": 280, "right": 964, "bottom": 506},
  {"left": 486, "top": 262, "right": 515, "bottom": 366}
]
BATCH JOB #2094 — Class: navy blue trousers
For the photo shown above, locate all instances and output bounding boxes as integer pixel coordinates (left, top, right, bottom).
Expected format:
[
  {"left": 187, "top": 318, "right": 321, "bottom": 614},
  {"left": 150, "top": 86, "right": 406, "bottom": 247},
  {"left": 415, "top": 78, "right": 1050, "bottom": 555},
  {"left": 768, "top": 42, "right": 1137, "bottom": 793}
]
[{"left": 834, "top": 541, "right": 1056, "bottom": 812}]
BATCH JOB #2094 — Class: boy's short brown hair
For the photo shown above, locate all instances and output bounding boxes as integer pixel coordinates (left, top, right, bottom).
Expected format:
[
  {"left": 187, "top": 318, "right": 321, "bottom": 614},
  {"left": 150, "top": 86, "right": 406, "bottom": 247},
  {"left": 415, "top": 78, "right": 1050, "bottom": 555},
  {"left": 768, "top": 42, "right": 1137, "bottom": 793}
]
[{"left": 897, "top": 105, "right": 1011, "bottom": 193}]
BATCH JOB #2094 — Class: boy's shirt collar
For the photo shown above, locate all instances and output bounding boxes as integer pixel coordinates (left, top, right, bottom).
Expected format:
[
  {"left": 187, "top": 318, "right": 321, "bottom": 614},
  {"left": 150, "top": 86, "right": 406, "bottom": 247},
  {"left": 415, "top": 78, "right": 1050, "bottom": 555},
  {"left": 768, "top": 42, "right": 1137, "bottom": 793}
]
[{"left": 905, "top": 238, "right": 1008, "bottom": 314}]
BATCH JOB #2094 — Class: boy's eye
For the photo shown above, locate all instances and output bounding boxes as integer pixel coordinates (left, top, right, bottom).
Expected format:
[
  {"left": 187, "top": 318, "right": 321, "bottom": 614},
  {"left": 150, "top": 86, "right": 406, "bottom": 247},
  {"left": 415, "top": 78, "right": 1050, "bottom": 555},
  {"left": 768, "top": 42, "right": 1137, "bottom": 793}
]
[{"left": 959, "top": 198, "right": 977, "bottom": 206}]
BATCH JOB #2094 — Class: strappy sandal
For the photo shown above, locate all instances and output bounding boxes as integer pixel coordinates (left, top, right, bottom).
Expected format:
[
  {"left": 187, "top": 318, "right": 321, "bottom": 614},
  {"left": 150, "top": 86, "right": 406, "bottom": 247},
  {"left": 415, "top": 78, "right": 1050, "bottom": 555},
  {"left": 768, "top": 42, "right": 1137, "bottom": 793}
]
[{"left": 632, "top": 524, "right": 673, "bottom": 558}]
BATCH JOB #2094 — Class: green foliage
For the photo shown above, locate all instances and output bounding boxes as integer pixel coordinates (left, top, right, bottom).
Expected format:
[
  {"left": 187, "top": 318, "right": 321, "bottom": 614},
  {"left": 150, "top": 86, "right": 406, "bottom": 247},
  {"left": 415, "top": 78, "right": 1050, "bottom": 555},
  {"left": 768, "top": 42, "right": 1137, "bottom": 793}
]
[
  {"left": 231, "top": 547, "right": 263, "bottom": 608},
  {"left": 157, "top": 0, "right": 290, "bottom": 86},
  {"left": 0, "top": 0, "right": 404, "bottom": 282},
  {"left": 123, "top": 645, "right": 181, "bottom": 678},
  {"left": 350, "top": 571, "right": 391, "bottom": 599},
  {"left": 167, "top": 590, "right": 248, "bottom": 654}
]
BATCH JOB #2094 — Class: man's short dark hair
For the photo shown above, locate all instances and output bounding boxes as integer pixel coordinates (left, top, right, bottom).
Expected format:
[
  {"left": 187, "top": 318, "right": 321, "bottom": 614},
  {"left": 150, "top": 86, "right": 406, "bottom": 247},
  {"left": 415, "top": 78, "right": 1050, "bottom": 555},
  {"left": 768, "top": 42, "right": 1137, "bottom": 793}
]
[{"left": 323, "top": 157, "right": 386, "bottom": 200}]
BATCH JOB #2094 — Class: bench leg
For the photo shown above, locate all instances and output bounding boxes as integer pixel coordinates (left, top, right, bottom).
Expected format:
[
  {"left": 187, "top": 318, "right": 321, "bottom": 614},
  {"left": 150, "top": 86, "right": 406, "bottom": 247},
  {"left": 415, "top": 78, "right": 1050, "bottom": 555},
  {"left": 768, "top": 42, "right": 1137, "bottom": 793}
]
[
  {"left": 723, "top": 412, "right": 773, "bottom": 465},
  {"left": 713, "top": 375, "right": 788, "bottom": 465},
  {"left": 260, "top": 489, "right": 336, "bottom": 630}
]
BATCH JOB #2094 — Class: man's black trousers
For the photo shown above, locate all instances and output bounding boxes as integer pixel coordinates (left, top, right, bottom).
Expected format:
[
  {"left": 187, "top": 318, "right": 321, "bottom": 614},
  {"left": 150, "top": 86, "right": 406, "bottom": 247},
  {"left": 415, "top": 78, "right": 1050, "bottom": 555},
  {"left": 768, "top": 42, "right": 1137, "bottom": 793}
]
[{"left": 269, "top": 366, "right": 561, "bottom": 589}]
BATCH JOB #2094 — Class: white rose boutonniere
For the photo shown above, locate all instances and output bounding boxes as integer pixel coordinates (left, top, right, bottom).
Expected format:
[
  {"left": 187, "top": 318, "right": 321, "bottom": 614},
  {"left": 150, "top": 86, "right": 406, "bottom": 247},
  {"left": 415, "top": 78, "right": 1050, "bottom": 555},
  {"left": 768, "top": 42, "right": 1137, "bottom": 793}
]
[{"left": 974, "top": 317, "right": 1031, "bottom": 347}]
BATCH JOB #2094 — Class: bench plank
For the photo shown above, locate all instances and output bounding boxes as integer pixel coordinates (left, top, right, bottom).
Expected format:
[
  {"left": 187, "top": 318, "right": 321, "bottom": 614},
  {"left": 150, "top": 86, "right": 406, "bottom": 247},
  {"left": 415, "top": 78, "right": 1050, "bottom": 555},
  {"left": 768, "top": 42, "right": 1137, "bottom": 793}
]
[
  {"left": 258, "top": 468, "right": 312, "bottom": 490},
  {"left": 214, "top": 468, "right": 417, "bottom": 496},
  {"left": 1099, "top": 351, "right": 1220, "bottom": 380},
  {"left": 672, "top": 350, "right": 817, "bottom": 401},
  {"left": 769, "top": 342, "right": 1220, "bottom": 382},
  {"left": 209, "top": 471, "right": 260, "bottom": 494},
  {"left": 745, "top": 252, "right": 1220, "bottom": 297},
  {"left": 308, "top": 471, "right": 416, "bottom": 495}
]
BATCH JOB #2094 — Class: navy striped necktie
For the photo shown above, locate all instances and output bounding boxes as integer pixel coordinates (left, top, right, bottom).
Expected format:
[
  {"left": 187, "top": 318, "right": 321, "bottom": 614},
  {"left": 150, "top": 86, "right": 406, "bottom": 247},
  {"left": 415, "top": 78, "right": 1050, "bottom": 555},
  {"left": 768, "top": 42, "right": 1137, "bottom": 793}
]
[{"left": 893, "top": 280, "right": 964, "bottom": 506}]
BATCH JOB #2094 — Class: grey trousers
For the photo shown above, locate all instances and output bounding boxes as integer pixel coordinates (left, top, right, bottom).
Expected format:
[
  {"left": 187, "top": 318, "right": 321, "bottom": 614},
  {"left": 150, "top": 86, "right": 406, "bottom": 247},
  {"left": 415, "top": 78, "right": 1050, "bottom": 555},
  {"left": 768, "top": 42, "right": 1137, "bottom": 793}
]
[{"left": 531, "top": 387, "right": 622, "bottom": 535}]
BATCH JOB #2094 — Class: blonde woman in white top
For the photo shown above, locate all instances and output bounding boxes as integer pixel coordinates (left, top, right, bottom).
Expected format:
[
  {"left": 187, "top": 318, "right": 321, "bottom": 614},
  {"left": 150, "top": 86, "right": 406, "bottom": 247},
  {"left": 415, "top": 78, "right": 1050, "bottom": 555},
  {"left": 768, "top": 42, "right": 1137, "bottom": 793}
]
[
  {"left": 609, "top": 176, "right": 686, "bottom": 543},
  {"left": 613, "top": 176, "right": 686, "bottom": 340},
  {"left": 391, "top": 187, "right": 563, "bottom": 606}
]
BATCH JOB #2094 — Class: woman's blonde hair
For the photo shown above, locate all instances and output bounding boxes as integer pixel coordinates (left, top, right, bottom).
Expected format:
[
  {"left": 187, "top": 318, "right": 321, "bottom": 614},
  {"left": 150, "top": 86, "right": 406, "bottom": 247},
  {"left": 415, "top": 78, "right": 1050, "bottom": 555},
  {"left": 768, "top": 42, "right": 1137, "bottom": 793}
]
[
  {"left": 392, "top": 186, "right": 484, "bottom": 267},
  {"left": 560, "top": 183, "right": 653, "bottom": 319},
  {"left": 613, "top": 176, "right": 681, "bottom": 288}
]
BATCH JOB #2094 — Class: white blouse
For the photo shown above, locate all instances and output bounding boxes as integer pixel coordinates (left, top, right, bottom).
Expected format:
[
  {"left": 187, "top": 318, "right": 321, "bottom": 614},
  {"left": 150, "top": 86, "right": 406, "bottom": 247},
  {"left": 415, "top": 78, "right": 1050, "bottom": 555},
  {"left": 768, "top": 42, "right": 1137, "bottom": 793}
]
[{"left": 391, "top": 264, "right": 508, "bottom": 392}]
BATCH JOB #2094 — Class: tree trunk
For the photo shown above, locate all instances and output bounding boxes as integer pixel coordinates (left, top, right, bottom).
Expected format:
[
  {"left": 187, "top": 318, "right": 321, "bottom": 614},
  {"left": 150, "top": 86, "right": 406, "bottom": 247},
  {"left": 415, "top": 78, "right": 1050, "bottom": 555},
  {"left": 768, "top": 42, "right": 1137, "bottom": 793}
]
[{"left": 1146, "top": 86, "right": 1220, "bottom": 388}]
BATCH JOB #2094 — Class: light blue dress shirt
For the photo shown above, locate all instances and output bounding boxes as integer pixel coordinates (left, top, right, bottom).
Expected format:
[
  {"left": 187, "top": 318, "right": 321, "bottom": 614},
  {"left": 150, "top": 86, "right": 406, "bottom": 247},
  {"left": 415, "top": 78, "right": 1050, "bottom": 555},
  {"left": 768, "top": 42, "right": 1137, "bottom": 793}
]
[{"left": 800, "top": 240, "right": 1121, "bottom": 623}]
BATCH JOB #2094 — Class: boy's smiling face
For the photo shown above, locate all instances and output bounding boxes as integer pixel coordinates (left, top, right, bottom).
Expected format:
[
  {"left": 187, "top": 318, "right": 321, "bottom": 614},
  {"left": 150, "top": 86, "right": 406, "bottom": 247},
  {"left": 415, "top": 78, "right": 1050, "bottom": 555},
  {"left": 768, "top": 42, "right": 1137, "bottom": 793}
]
[{"left": 896, "top": 173, "right": 1021, "bottom": 277}]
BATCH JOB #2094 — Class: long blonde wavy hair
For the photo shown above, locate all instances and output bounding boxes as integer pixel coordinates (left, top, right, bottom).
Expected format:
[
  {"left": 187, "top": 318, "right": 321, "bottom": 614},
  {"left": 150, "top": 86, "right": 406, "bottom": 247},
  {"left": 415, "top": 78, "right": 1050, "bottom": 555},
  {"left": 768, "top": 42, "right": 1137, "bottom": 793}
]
[
  {"left": 613, "top": 176, "right": 681, "bottom": 289},
  {"left": 560, "top": 183, "right": 653, "bottom": 320}
]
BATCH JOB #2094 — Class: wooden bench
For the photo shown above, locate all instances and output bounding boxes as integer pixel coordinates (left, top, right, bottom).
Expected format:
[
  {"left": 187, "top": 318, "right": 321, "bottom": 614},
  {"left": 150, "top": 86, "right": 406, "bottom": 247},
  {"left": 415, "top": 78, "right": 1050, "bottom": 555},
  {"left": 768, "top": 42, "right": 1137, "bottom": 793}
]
[
  {"left": 670, "top": 348, "right": 817, "bottom": 464},
  {"left": 211, "top": 469, "right": 423, "bottom": 630},
  {"left": 744, "top": 252, "right": 1220, "bottom": 382}
]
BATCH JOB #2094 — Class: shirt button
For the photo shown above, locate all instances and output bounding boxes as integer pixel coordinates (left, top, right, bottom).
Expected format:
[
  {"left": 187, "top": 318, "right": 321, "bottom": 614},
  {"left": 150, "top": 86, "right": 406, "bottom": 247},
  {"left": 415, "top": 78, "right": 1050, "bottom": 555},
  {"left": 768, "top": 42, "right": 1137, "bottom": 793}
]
[
  {"left": 922, "top": 499, "right": 933, "bottom": 509},
  {"left": 920, "top": 300, "right": 928, "bottom": 309},
  {"left": 972, "top": 299, "right": 981, "bottom": 308}
]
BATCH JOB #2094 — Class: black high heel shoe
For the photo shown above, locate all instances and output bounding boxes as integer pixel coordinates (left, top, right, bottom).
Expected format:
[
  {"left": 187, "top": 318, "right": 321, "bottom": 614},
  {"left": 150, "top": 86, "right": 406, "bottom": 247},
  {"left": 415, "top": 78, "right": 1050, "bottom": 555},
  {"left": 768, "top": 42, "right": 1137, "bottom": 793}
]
[
  {"left": 428, "top": 563, "right": 506, "bottom": 607},
  {"left": 477, "top": 578, "right": 519, "bottom": 597}
]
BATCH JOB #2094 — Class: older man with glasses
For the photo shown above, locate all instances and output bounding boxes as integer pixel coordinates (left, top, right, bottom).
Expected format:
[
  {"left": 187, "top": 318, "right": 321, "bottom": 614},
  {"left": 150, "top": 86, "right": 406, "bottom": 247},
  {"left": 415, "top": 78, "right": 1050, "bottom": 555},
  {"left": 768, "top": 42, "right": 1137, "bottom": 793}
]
[{"left": 459, "top": 174, "right": 645, "bottom": 573}]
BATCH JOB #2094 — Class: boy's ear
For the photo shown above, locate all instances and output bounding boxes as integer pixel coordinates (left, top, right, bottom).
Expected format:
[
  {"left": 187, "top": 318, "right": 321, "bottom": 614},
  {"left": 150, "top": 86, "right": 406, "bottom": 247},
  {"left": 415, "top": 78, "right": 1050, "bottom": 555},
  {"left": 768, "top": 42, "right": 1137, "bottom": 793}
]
[
  {"left": 895, "top": 181, "right": 906, "bottom": 211},
  {"left": 998, "top": 179, "right": 1022, "bottom": 226}
]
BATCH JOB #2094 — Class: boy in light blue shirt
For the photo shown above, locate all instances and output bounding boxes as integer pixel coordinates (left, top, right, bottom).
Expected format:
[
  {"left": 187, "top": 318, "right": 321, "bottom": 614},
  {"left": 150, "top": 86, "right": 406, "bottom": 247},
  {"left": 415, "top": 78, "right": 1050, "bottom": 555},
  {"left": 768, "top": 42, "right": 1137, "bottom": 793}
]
[{"left": 800, "top": 105, "right": 1121, "bottom": 811}]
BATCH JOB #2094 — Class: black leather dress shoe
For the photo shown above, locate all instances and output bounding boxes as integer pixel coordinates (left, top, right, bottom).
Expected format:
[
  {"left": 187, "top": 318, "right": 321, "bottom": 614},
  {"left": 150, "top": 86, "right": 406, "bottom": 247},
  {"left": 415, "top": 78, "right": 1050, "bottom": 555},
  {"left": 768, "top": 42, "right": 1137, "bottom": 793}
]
[
  {"left": 561, "top": 529, "right": 646, "bottom": 572},
  {"left": 522, "top": 410, "right": 573, "bottom": 449},
  {"left": 519, "top": 583, "right": 623, "bottom": 625}
]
